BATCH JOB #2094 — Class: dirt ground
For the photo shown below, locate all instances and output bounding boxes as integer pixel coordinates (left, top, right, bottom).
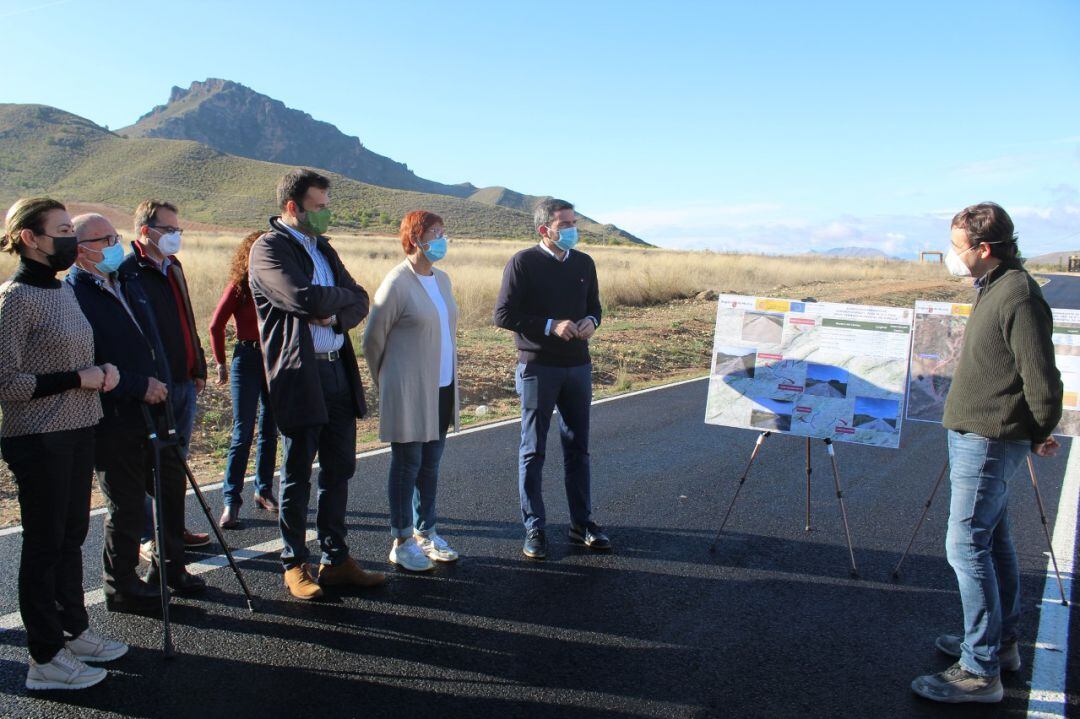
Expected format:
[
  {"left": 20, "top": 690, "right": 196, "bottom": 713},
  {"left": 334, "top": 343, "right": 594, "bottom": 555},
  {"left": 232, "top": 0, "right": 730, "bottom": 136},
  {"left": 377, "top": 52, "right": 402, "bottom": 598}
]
[{"left": 0, "top": 276, "right": 971, "bottom": 527}]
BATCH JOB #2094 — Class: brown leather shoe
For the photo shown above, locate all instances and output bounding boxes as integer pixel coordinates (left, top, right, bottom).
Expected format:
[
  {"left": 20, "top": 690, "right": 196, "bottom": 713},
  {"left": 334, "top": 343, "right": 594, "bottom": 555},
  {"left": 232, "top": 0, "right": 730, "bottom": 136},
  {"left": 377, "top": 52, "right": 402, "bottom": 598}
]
[
  {"left": 252, "top": 494, "right": 279, "bottom": 513},
  {"left": 183, "top": 529, "right": 211, "bottom": 548},
  {"left": 283, "top": 564, "right": 325, "bottom": 600},
  {"left": 317, "top": 557, "right": 386, "bottom": 588}
]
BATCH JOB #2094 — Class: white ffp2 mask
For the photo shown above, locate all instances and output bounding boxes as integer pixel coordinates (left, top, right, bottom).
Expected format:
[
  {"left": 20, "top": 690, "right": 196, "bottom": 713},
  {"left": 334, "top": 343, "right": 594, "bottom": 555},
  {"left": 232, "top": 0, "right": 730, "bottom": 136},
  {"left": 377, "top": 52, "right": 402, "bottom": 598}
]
[{"left": 944, "top": 246, "right": 973, "bottom": 277}]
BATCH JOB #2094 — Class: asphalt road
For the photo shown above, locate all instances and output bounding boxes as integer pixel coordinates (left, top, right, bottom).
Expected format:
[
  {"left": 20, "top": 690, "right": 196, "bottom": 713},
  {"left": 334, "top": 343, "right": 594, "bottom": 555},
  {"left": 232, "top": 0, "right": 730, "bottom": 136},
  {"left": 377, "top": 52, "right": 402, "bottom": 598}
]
[{"left": 0, "top": 276, "right": 1076, "bottom": 719}]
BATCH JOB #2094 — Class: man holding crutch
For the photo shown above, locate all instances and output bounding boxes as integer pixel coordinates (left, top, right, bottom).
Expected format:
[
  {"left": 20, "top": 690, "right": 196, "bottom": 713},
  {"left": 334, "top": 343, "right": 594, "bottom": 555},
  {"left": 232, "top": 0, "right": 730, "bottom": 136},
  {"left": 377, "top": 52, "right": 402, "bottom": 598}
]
[
  {"left": 70, "top": 214, "right": 205, "bottom": 613},
  {"left": 911, "top": 202, "right": 1062, "bottom": 704}
]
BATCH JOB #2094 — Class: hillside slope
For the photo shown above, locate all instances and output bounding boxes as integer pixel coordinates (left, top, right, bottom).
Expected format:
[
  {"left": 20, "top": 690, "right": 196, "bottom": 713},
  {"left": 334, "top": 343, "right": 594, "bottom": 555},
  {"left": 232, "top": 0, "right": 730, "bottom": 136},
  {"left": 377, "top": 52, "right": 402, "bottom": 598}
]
[
  {"left": 119, "top": 79, "right": 645, "bottom": 244},
  {"left": 0, "top": 103, "right": 640, "bottom": 243}
]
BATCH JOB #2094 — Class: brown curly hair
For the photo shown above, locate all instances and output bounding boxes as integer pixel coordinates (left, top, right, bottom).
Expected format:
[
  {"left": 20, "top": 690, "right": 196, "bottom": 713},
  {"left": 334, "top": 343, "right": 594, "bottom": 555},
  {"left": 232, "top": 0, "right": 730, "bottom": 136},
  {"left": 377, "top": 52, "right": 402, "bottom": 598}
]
[{"left": 227, "top": 231, "right": 264, "bottom": 299}]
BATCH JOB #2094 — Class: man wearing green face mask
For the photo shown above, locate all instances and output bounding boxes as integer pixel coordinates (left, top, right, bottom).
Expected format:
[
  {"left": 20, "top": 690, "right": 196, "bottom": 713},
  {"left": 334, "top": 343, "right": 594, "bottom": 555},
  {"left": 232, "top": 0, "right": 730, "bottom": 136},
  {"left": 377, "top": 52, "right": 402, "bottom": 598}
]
[{"left": 249, "top": 168, "right": 385, "bottom": 600}]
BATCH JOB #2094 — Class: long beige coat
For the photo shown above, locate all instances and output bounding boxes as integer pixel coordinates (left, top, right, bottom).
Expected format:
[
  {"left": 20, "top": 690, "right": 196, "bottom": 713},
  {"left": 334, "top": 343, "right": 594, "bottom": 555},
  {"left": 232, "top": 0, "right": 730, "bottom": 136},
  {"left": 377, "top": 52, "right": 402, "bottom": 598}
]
[{"left": 362, "top": 260, "right": 460, "bottom": 443}]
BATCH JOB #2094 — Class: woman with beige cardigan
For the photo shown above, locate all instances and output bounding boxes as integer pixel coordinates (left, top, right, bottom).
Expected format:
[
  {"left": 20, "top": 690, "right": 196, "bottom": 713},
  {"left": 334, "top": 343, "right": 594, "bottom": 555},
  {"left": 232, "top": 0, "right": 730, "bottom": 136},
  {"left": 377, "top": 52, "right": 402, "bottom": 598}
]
[{"left": 363, "top": 211, "right": 460, "bottom": 572}]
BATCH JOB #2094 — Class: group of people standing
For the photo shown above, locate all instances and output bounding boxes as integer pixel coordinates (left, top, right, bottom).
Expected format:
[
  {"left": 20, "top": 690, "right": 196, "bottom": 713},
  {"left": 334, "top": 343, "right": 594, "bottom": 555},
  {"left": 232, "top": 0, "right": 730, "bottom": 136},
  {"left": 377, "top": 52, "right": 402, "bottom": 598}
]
[{"left": 0, "top": 168, "right": 610, "bottom": 690}]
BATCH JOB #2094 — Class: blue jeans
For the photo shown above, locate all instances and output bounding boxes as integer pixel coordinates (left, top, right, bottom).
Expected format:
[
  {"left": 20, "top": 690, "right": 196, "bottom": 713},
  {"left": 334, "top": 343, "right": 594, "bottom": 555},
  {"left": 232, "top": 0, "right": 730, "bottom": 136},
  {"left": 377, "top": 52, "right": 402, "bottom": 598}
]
[
  {"left": 143, "top": 379, "right": 197, "bottom": 542},
  {"left": 388, "top": 438, "right": 446, "bottom": 537},
  {"left": 223, "top": 342, "right": 278, "bottom": 507},
  {"left": 278, "top": 359, "right": 356, "bottom": 568},
  {"left": 945, "top": 429, "right": 1028, "bottom": 676},
  {"left": 516, "top": 362, "right": 593, "bottom": 531}
]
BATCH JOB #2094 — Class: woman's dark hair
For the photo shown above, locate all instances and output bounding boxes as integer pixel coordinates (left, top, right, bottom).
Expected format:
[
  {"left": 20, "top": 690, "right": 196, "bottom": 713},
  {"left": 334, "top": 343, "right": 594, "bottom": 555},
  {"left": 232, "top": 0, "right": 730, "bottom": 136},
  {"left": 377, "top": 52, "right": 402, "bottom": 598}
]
[
  {"left": 3, "top": 197, "right": 66, "bottom": 255},
  {"left": 951, "top": 202, "right": 1019, "bottom": 260}
]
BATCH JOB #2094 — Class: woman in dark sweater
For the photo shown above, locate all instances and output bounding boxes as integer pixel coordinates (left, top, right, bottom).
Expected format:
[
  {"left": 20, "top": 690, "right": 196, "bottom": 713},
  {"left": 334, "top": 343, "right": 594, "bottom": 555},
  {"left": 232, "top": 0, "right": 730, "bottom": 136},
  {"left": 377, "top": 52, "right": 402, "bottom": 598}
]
[
  {"left": 0, "top": 198, "right": 125, "bottom": 690},
  {"left": 209, "top": 231, "right": 279, "bottom": 528}
]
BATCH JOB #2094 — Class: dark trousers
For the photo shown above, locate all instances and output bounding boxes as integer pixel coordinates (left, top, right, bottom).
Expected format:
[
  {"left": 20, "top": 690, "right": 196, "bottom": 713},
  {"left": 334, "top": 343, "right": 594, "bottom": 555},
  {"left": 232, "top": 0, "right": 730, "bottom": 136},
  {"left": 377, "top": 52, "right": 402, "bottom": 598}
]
[
  {"left": 278, "top": 358, "right": 357, "bottom": 569},
  {"left": 515, "top": 362, "right": 593, "bottom": 531},
  {"left": 97, "top": 422, "right": 187, "bottom": 594},
  {"left": 223, "top": 342, "right": 278, "bottom": 506},
  {"left": 2, "top": 428, "right": 94, "bottom": 664},
  {"left": 142, "top": 379, "right": 196, "bottom": 542}
]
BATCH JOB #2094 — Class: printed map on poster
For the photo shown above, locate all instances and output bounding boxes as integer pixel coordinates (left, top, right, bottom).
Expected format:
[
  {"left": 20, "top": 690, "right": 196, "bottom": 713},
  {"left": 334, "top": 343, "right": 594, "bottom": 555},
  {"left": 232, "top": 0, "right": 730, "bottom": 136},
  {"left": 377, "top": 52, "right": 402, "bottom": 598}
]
[
  {"left": 705, "top": 295, "right": 913, "bottom": 448},
  {"left": 907, "top": 301, "right": 971, "bottom": 423},
  {"left": 1050, "top": 308, "right": 1080, "bottom": 437},
  {"left": 906, "top": 301, "right": 1080, "bottom": 437}
]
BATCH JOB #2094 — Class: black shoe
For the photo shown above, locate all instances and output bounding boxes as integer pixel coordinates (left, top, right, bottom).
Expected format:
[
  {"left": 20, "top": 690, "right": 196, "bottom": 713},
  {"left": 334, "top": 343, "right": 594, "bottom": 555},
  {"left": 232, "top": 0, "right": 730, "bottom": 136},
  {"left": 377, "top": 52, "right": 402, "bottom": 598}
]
[
  {"left": 105, "top": 593, "right": 161, "bottom": 615},
  {"left": 523, "top": 528, "right": 547, "bottom": 559},
  {"left": 569, "top": 522, "right": 612, "bottom": 550},
  {"left": 104, "top": 579, "right": 161, "bottom": 614},
  {"left": 146, "top": 566, "right": 207, "bottom": 597}
]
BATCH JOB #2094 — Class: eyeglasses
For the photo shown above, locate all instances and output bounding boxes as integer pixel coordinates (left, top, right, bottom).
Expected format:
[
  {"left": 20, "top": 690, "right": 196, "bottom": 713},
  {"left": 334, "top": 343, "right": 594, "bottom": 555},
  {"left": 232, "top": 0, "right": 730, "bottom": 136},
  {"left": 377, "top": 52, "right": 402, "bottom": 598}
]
[
  {"left": 148, "top": 225, "right": 183, "bottom": 235},
  {"left": 78, "top": 234, "right": 122, "bottom": 247}
]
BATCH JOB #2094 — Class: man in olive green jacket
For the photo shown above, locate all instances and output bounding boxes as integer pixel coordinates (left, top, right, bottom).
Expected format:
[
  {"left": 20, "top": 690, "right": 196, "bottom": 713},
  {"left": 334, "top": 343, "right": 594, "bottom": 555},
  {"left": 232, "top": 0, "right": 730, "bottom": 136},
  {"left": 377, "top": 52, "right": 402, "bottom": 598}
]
[{"left": 912, "top": 202, "right": 1062, "bottom": 704}]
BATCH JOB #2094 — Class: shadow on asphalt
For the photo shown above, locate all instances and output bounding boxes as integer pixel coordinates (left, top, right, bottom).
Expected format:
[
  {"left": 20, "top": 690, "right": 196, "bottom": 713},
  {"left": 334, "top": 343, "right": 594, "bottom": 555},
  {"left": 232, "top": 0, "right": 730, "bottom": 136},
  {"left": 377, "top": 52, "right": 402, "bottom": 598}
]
[{"left": 0, "top": 519, "right": 1053, "bottom": 718}]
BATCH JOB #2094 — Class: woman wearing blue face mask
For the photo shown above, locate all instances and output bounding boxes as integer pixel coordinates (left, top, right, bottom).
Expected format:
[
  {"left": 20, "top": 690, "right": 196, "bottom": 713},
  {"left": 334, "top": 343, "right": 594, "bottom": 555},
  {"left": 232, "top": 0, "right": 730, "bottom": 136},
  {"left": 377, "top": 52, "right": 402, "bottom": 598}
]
[{"left": 363, "top": 210, "right": 460, "bottom": 572}]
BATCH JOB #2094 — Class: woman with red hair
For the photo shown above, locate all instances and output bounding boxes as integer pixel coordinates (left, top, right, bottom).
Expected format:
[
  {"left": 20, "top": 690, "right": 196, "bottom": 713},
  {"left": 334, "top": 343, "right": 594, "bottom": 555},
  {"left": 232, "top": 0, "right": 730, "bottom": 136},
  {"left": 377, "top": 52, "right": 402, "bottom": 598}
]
[{"left": 363, "top": 211, "right": 459, "bottom": 572}]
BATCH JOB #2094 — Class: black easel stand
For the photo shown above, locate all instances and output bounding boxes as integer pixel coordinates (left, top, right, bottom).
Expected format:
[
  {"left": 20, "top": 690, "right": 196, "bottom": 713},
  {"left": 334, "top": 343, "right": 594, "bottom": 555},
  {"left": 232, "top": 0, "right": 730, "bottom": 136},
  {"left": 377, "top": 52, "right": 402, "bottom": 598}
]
[
  {"left": 891, "top": 457, "right": 1069, "bottom": 606},
  {"left": 709, "top": 431, "right": 860, "bottom": 578},
  {"left": 140, "top": 403, "right": 258, "bottom": 658}
]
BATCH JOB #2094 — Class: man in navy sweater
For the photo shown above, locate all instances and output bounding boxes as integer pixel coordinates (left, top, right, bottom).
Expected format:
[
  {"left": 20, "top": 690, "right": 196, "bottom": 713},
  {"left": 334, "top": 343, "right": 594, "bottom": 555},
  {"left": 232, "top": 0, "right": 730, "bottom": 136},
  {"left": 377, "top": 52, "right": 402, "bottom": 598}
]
[{"left": 494, "top": 198, "right": 610, "bottom": 559}]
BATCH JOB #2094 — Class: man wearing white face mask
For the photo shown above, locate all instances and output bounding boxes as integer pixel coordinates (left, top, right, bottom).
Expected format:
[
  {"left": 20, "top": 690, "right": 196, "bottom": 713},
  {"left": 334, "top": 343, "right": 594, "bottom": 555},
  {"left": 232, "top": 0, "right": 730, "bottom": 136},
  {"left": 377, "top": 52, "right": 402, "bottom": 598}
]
[
  {"left": 121, "top": 200, "right": 211, "bottom": 554},
  {"left": 912, "top": 202, "right": 1062, "bottom": 704},
  {"left": 494, "top": 198, "right": 609, "bottom": 560},
  {"left": 70, "top": 213, "right": 205, "bottom": 605}
]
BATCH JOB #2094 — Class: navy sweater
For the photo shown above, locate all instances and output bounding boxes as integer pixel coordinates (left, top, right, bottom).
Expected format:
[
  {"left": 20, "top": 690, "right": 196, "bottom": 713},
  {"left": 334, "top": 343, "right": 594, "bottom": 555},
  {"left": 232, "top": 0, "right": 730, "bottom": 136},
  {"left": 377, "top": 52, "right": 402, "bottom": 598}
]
[
  {"left": 66, "top": 267, "right": 173, "bottom": 431},
  {"left": 493, "top": 245, "right": 602, "bottom": 366}
]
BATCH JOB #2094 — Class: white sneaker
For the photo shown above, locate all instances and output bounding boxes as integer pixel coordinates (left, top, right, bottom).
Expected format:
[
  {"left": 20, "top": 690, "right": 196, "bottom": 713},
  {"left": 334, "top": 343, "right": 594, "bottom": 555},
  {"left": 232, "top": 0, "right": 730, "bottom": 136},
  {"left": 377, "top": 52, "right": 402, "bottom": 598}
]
[
  {"left": 66, "top": 628, "right": 128, "bottom": 663},
  {"left": 415, "top": 531, "right": 460, "bottom": 562},
  {"left": 26, "top": 647, "right": 107, "bottom": 691},
  {"left": 139, "top": 539, "right": 155, "bottom": 563},
  {"left": 389, "top": 537, "right": 434, "bottom": 572}
]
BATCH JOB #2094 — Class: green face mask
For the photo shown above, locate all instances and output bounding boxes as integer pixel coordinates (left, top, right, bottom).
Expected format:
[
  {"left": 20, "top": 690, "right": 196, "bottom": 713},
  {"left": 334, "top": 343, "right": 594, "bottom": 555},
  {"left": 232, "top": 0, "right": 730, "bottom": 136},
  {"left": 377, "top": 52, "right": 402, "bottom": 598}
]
[{"left": 302, "top": 207, "right": 332, "bottom": 235}]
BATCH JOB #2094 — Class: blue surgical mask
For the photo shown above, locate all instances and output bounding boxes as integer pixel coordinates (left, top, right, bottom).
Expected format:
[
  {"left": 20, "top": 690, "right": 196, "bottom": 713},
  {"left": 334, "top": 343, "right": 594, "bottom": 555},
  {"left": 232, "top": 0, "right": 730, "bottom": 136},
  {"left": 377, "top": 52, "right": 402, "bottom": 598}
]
[
  {"left": 422, "top": 235, "right": 448, "bottom": 262},
  {"left": 554, "top": 226, "right": 579, "bottom": 252},
  {"left": 92, "top": 243, "right": 126, "bottom": 274}
]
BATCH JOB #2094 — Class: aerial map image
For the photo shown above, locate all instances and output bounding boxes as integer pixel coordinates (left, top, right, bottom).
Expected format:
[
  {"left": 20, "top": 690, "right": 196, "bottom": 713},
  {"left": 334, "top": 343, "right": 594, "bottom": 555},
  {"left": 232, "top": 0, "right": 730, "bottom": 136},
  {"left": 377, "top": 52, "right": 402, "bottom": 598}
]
[
  {"left": 907, "top": 302, "right": 970, "bottom": 423},
  {"left": 706, "top": 295, "right": 912, "bottom": 448}
]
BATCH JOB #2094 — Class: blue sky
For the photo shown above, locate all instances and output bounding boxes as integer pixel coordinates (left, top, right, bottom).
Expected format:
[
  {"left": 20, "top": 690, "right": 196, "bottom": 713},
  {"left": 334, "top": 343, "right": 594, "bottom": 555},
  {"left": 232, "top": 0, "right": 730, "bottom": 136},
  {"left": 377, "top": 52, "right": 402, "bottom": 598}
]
[{"left": 2, "top": 0, "right": 1077, "bottom": 256}]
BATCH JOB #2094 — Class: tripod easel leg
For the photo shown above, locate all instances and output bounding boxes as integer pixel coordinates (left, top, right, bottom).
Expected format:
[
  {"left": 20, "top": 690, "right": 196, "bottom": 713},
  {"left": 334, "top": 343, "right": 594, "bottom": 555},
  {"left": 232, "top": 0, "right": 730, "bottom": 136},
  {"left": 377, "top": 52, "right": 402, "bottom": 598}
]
[
  {"left": 175, "top": 448, "right": 258, "bottom": 611},
  {"left": 891, "top": 460, "right": 949, "bottom": 580},
  {"left": 710, "top": 431, "right": 770, "bottom": 552},
  {"left": 824, "top": 439, "right": 859, "bottom": 578},
  {"left": 1026, "top": 456, "right": 1070, "bottom": 607},
  {"left": 145, "top": 429, "right": 175, "bottom": 659},
  {"left": 805, "top": 438, "right": 812, "bottom": 532}
]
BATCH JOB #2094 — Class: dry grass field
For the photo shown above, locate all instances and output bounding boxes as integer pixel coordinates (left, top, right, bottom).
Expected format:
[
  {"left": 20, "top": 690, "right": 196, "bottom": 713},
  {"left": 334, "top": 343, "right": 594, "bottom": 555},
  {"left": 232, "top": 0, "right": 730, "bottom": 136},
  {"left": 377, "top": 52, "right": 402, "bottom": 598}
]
[
  {"left": 26, "top": 230, "right": 952, "bottom": 326},
  {"left": 0, "top": 230, "right": 971, "bottom": 526}
]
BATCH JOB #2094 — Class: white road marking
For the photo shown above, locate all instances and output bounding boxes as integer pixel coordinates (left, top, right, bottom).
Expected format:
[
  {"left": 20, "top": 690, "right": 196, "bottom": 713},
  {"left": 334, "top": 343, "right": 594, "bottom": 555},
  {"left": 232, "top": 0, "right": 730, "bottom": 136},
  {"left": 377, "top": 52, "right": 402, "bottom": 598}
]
[
  {"left": 1025, "top": 441, "right": 1078, "bottom": 718},
  {"left": 0, "top": 532, "right": 315, "bottom": 632},
  {"left": 0, "top": 375, "right": 708, "bottom": 538},
  {"left": 0, "top": 376, "right": 711, "bottom": 630}
]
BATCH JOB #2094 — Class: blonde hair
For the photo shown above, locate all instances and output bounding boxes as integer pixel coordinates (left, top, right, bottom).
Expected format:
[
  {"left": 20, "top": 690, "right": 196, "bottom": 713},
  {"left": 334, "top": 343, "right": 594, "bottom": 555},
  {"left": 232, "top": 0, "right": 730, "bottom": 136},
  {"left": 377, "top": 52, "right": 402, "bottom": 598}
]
[{"left": 3, "top": 197, "right": 66, "bottom": 255}]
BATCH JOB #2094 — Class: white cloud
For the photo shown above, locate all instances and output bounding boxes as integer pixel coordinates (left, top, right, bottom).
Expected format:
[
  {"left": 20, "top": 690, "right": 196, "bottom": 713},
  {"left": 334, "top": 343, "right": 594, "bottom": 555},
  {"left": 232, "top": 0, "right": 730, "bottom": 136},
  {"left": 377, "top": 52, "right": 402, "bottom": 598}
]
[
  {"left": 610, "top": 202, "right": 1076, "bottom": 259},
  {"left": 601, "top": 203, "right": 806, "bottom": 236}
]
